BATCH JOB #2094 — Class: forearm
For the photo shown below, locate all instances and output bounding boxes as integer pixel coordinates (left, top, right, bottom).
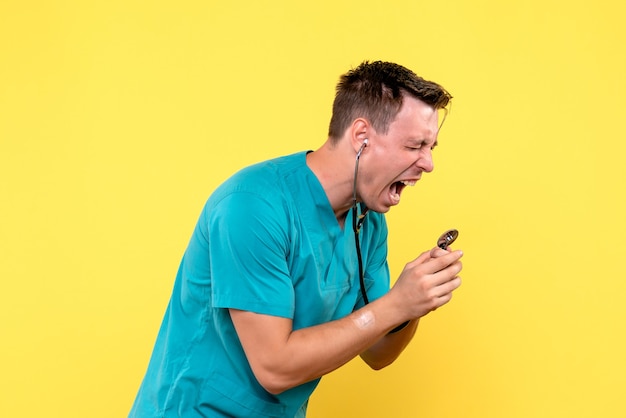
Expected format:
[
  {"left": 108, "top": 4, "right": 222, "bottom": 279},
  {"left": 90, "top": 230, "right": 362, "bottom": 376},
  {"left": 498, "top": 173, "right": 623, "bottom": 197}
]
[
  {"left": 287, "top": 298, "right": 411, "bottom": 377},
  {"left": 360, "top": 318, "right": 419, "bottom": 370},
  {"left": 231, "top": 294, "right": 408, "bottom": 394}
]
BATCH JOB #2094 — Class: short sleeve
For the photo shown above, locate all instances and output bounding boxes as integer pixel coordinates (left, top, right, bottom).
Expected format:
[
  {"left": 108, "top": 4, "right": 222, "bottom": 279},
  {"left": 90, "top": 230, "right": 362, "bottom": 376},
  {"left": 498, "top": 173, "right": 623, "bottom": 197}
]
[{"left": 208, "top": 191, "right": 296, "bottom": 318}]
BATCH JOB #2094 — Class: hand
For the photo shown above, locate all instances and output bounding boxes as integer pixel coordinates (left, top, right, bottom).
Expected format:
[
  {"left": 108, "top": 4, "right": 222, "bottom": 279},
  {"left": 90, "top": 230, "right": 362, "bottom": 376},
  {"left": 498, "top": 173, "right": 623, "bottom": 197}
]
[{"left": 389, "top": 247, "right": 463, "bottom": 320}]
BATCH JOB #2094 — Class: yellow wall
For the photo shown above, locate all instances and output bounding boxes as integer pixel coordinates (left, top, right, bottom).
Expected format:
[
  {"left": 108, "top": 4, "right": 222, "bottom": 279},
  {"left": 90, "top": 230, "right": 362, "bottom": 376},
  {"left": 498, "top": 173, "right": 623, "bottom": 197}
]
[{"left": 1, "top": 1, "right": 625, "bottom": 417}]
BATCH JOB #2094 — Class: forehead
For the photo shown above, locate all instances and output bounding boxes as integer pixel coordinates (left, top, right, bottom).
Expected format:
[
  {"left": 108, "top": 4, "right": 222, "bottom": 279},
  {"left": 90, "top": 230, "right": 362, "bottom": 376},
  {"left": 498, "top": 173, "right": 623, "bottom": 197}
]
[{"left": 388, "top": 97, "right": 439, "bottom": 139}]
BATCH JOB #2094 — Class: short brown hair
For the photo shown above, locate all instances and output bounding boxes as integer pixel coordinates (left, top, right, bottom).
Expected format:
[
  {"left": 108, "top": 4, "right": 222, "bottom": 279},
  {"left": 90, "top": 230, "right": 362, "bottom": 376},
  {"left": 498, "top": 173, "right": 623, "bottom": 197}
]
[{"left": 328, "top": 61, "right": 452, "bottom": 141}]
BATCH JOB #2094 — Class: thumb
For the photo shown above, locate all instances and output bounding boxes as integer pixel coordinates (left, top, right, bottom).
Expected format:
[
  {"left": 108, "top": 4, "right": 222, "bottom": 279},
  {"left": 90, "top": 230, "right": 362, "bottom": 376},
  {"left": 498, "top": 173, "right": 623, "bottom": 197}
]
[{"left": 430, "top": 246, "right": 450, "bottom": 258}]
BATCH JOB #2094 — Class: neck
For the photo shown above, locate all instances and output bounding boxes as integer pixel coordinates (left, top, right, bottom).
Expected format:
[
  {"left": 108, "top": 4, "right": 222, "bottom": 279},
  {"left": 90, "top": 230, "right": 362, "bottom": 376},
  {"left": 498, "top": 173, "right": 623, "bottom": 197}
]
[{"left": 306, "top": 139, "right": 357, "bottom": 223}]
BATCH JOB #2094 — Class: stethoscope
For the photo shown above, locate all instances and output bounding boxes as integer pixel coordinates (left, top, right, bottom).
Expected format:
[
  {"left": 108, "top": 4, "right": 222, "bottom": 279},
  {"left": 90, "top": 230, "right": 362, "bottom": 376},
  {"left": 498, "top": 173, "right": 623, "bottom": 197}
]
[
  {"left": 351, "top": 139, "right": 370, "bottom": 304},
  {"left": 437, "top": 229, "right": 459, "bottom": 250},
  {"left": 351, "top": 139, "right": 459, "bottom": 315}
]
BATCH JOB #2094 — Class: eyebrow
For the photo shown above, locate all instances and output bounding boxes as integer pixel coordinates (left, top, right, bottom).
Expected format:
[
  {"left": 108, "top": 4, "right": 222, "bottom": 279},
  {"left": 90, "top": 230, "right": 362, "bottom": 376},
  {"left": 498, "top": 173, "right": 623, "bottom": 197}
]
[{"left": 408, "top": 138, "right": 438, "bottom": 148}]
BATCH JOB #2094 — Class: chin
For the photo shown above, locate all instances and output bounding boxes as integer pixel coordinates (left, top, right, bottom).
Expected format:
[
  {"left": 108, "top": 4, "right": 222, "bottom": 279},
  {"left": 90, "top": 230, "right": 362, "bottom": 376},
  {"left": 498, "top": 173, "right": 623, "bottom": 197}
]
[{"left": 368, "top": 202, "right": 393, "bottom": 214}]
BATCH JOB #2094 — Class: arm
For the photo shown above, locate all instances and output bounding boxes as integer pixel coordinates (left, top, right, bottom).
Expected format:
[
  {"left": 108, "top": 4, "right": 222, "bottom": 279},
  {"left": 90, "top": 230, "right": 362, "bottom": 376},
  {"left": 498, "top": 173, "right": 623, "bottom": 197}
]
[
  {"left": 359, "top": 318, "right": 420, "bottom": 370},
  {"left": 230, "top": 248, "right": 463, "bottom": 395}
]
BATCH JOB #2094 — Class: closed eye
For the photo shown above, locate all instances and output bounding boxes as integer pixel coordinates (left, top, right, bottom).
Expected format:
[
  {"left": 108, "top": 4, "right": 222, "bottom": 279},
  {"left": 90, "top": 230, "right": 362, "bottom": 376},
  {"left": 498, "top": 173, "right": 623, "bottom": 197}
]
[{"left": 406, "top": 142, "right": 437, "bottom": 151}]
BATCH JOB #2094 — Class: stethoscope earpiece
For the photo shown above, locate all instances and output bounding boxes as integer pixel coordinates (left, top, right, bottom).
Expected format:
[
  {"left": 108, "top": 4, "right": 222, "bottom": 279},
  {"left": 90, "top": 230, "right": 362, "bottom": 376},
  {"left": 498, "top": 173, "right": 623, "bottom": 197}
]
[{"left": 356, "top": 139, "right": 368, "bottom": 159}]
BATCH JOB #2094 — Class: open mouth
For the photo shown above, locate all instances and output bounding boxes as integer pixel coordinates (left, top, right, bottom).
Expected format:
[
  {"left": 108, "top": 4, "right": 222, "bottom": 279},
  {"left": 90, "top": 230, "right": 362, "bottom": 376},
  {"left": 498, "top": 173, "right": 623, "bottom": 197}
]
[{"left": 389, "top": 180, "right": 417, "bottom": 205}]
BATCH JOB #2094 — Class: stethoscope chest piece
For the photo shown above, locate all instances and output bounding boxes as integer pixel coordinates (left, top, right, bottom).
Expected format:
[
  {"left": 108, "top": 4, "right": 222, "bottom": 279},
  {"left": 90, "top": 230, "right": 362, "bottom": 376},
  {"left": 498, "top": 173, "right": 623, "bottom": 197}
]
[{"left": 437, "top": 229, "right": 459, "bottom": 250}]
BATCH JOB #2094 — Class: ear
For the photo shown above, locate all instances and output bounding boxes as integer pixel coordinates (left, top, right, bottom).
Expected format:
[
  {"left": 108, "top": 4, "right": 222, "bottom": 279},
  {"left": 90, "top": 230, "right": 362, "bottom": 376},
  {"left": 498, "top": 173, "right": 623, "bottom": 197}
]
[{"left": 349, "top": 118, "right": 371, "bottom": 153}]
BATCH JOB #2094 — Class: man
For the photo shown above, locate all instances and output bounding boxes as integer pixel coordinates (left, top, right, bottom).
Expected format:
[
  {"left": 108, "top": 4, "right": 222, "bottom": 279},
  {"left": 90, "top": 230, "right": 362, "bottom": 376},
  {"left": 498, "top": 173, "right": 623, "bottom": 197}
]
[{"left": 129, "top": 61, "right": 463, "bottom": 417}]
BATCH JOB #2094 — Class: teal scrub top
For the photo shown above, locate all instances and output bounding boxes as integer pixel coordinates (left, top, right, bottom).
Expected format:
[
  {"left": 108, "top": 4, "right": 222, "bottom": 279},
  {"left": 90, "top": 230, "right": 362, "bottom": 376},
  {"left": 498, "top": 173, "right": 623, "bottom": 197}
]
[{"left": 129, "top": 152, "right": 390, "bottom": 417}]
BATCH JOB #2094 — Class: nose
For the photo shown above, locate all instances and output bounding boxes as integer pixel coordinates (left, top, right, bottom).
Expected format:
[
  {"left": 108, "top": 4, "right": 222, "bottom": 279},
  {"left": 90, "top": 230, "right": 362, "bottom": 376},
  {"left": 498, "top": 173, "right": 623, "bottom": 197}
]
[{"left": 416, "top": 149, "right": 434, "bottom": 173}]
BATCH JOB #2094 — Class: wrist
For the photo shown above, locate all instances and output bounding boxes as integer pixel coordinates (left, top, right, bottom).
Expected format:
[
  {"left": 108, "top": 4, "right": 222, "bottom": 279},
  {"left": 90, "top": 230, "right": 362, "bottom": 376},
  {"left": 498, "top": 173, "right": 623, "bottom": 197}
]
[{"left": 387, "top": 320, "right": 410, "bottom": 334}]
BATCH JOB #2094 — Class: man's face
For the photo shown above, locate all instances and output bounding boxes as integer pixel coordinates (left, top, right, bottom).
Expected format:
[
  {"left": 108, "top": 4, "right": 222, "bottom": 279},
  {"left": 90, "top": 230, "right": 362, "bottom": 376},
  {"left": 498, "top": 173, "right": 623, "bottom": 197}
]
[{"left": 357, "top": 96, "right": 440, "bottom": 213}]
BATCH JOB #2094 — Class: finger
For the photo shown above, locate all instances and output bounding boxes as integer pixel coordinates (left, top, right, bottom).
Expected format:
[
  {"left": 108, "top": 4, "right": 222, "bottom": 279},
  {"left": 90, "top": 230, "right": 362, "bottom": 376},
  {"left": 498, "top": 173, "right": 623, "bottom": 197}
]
[
  {"left": 433, "top": 276, "right": 461, "bottom": 309},
  {"left": 406, "top": 249, "right": 434, "bottom": 268},
  {"left": 428, "top": 259, "right": 463, "bottom": 288},
  {"left": 426, "top": 250, "right": 463, "bottom": 274},
  {"left": 436, "top": 276, "right": 462, "bottom": 297}
]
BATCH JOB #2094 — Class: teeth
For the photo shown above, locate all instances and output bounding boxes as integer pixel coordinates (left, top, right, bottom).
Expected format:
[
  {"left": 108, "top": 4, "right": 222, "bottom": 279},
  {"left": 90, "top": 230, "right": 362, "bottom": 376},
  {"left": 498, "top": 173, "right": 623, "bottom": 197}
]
[{"left": 400, "top": 180, "right": 417, "bottom": 186}]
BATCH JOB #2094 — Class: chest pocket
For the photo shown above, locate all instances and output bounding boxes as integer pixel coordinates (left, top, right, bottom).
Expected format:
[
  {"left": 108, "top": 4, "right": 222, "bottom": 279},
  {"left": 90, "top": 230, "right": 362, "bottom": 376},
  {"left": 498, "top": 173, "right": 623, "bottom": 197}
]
[{"left": 320, "top": 229, "right": 357, "bottom": 291}]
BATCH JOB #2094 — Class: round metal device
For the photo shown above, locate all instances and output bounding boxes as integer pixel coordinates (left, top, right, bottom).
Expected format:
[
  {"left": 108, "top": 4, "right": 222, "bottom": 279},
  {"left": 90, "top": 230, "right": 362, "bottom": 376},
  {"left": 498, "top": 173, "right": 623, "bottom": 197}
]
[{"left": 437, "top": 229, "right": 459, "bottom": 250}]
